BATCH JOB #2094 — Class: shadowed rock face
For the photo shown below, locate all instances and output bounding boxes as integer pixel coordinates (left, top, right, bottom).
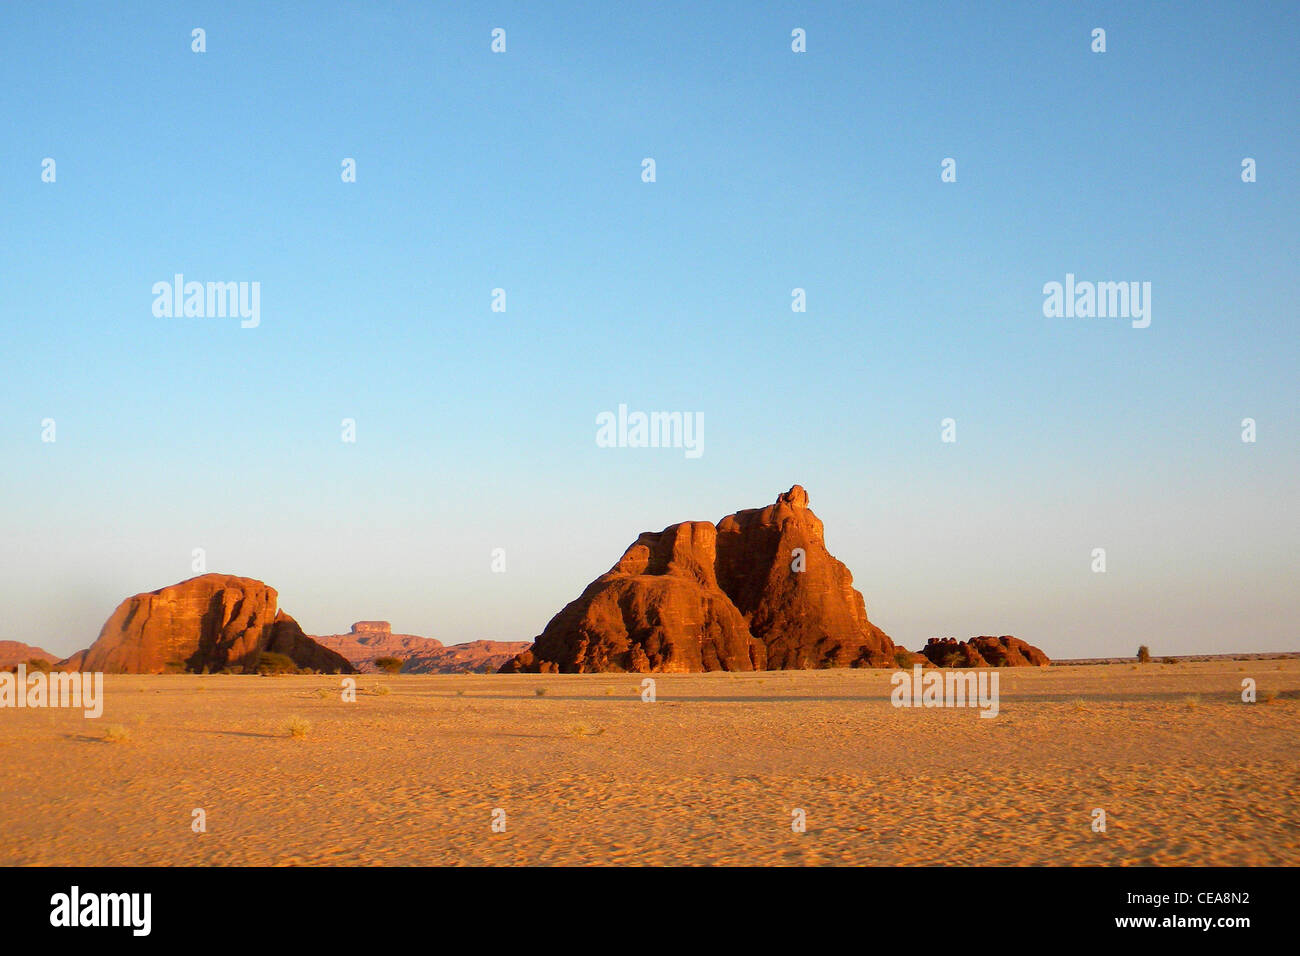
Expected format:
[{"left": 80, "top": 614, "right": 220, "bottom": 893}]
[
  {"left": 60, "top": 574, "right": 353, "bottom": 674},
  {"left": 502, "top": 486, "right": 901, "bottom": 673},
  {"left": 920, "top": 635, "right": 1050, "bottom": 667},
  {"left": 266, "top": 611, "right": 356, "bottom": 674}
]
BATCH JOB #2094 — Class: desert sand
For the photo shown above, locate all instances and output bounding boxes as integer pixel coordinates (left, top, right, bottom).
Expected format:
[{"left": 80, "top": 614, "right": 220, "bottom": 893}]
[{"left": 2, "top": 661, "right": 1296, "bottom": 866}]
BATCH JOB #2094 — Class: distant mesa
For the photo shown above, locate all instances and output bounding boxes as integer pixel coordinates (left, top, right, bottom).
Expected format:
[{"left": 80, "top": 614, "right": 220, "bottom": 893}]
[
  {"left": 0, "top": 641, "right": 60, "bottom": 670},
  {"left": 503, "top": 485, "right": 903, "bottom": 673},
  {"left": 314, "top": 622, "right": 444, "bottom": 672},
  {"left": 59, "top": 574, "right": 354, "bottom": 674},
  {"left": 312, "top": 622, "right": 530, "bottom": 674},
  {"left": 920, "top": 636, "right": 1049, "bottom": 668},
  {"left": 402, "top": 639, "right": 532, "bottom": 675}
]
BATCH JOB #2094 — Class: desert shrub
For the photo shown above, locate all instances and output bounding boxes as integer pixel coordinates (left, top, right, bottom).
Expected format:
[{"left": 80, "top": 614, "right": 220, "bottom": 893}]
[
  {"left": 568, "top": 721, "right": 605, "bottom": 737},
  {"left": 893, "top": 649, "right": 913, "bottom": 668},
  {"left": 25, "top": 658, "right": 52, "bottom": 673},
  {"left": 103, "top": 725, "right": 130, "bottom": 743},
  {"left": 1136, "top": 645, "right": 1151, "bottom": 663},
  {"left": 256, "top": 652, "right": 298, "bottom": 676},
  {"left": 1163, "top": 657, "right": 1179, "bottom": 665},
  {"left": 283, "top": 715, "right": 311, "bottom": 737},
  {"left": 367, "top": 684, "right": 390, "bottom": 696},
  {"left": 373, "top": 656, "right": 404, "bottom": 674},
  {"left": 534, "top": 687, "right": 547, "bottom": 697}
]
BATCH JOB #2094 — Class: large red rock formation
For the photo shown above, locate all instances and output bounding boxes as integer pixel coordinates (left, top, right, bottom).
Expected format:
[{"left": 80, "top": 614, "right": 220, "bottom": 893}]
[
  {"left": 60, "top": 574, "right": 354, "bottom": 674},
  {"left": 502, "top": 486, "right": 902, "bottom": 673},
  {"left": 920, "top": 636, "right": 1049, "bottom": 667}
]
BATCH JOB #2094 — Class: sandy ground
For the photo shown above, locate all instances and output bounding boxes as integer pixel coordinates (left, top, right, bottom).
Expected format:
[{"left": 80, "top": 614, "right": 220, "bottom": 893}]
[{"left": 1, "top": 661, "right": 1296, "bottom": 866}]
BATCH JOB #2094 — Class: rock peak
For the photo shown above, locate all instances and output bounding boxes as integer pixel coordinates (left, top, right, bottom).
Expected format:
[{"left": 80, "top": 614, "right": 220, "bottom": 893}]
[
  {"left": 778, "top": 484, "right": 809, "bottom": 509},
  {"left": 351, "top": 621, "right": 392, "bottom": 635}
]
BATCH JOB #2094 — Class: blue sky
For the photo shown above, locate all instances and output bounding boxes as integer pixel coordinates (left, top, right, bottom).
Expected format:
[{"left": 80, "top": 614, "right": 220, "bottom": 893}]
[{"left": 2, "top": 1, "right": 1296, "bottom": 660}]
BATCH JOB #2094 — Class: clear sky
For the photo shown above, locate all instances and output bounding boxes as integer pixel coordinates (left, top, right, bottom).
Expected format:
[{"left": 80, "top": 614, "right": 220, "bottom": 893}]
[{"left": 2, "top": 1, "right": 1296, "bottom": 661}]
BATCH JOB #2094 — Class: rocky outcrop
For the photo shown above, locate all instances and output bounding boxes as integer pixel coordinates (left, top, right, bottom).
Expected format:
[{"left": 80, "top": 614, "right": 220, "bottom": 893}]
[
  {"left": 60, "top": 574, "right": 354, "bottom": 674},
  {"left": 920, "top": 636, "right": 1049, "bottom": 667},
  {"left": 714, "top": 485, "right": 897, "bottom": 669},
  {"left": 314, "top": 622, "right": 530, "bottom": 673},
  {"left": 0, "top": 641, "right": 60, "bottom": 670},
  {"left": 313, "top": 622, "right": 445, "bottom": 673},
  {"left": 502, "top": 486, "right": 902, "bottom": 673},
  {"left": 266, "top": 611, "right": 355, "bottom": 674},
  {"left": 402, "top": 640, "right": 533, "bottom": 674}
]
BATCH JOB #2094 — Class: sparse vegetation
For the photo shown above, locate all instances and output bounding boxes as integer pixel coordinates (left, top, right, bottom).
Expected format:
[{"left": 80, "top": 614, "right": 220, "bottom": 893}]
[
  {"left": 283, "top": 715, "right": 311, "bottom": 738},
  {"left": 1137, "top": 645, "right": 1151, "bottom": 664},
  {"left": 366, "top": 684, "right": 390, "bottom": 696},
  {"left": 893, "top": 649, "right": 913, "bottom": 668},
  {"left": 373, "top": 656, "right": 404, "bottom": 674},
  {"left": 256, "top": 652, "right": 298, "bottom": 676},
  {"left": 568, "top": 721, "right": 606, "bottom": 737},
  {"left": 534, "top": 687, "right": 547, "bottom": 697},
  {"left": 103, "top": 724, "right": 130, "bottom": 743},
  {"left": 1261, "top": 690, "right": 1279, "bottom": 704},
  {"left": 25, "top": 657, "right": 52, "bottom": 673},
  {"left": 1183, "top": 695, "right": 1200, "bottom": 708},
  {"left": 1163, "top": 657, "right": 1179, "bottom": 665}
]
